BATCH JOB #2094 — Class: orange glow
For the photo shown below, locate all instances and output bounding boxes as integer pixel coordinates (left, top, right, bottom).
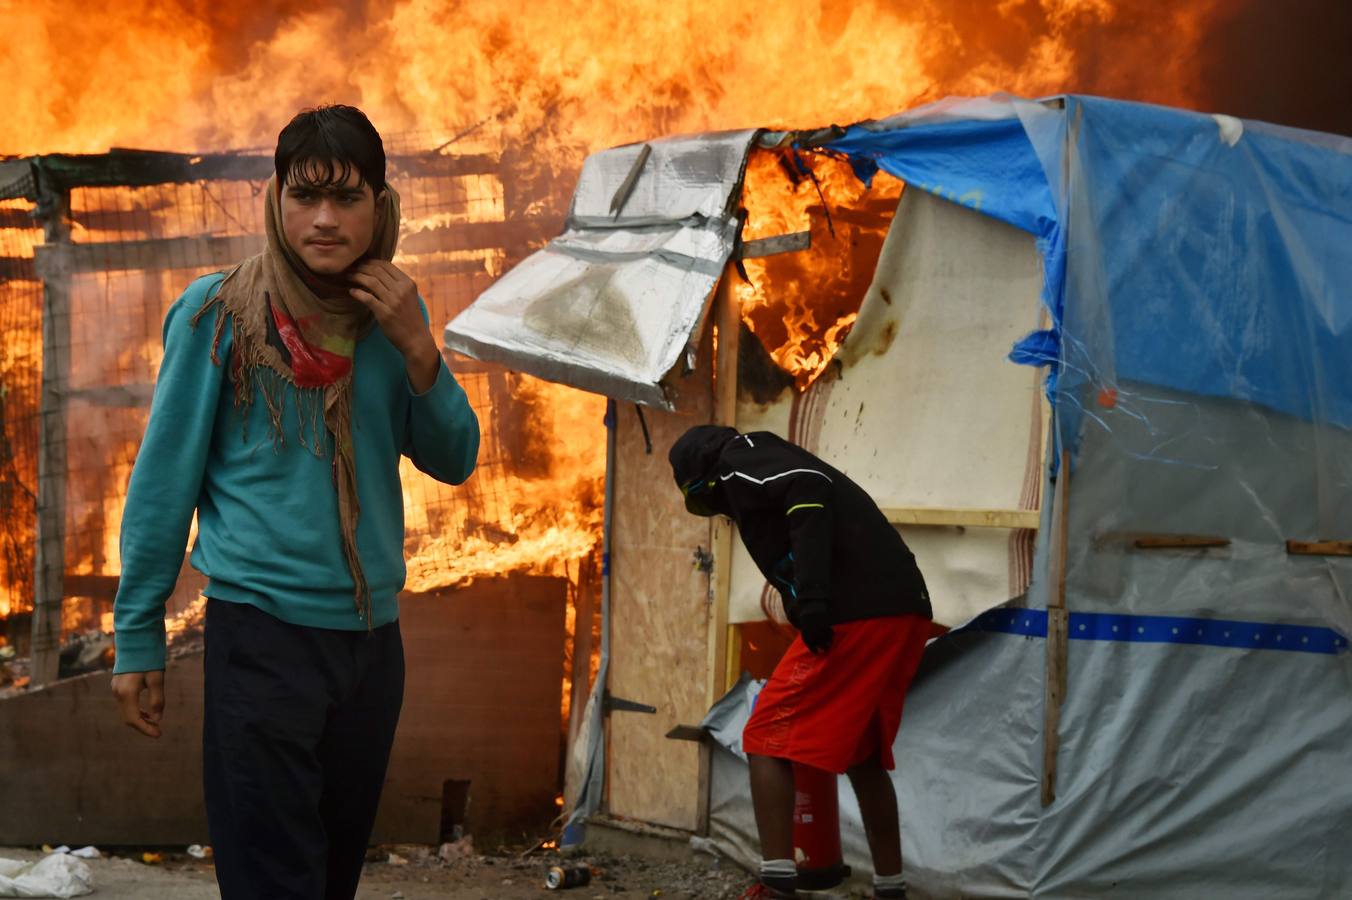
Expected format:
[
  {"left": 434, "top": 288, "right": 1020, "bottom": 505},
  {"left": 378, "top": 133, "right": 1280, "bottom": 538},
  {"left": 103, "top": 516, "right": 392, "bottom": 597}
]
[
  {"left": 0, "top": 1, "right": 1214, "bottom": 160},
  {"left": 1, "top": 0, "right": 1229, "bottom": 680},
  {"left": 737, "top": 148, "right": 904, "bottom": 389}
]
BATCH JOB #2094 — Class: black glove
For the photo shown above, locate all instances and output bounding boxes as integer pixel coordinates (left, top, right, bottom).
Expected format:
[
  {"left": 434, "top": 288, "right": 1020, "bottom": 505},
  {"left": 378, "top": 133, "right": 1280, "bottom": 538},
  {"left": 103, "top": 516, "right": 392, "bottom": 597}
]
[{"left": 798, "top": 608, "right": 834, "bottom": 655}]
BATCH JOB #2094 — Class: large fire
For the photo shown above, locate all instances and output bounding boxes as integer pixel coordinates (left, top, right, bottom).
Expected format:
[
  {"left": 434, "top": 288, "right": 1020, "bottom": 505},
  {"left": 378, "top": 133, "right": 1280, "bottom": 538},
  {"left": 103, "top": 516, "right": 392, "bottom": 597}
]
[
  {"left": 0, "top": 1, "right": 1220, "bottom": 159},
  {"left": 737, "top": 148, "right": 905, "bottom": 389},
  {"left": 0, "top": 0, "right": 1248, "bottom": 693}
]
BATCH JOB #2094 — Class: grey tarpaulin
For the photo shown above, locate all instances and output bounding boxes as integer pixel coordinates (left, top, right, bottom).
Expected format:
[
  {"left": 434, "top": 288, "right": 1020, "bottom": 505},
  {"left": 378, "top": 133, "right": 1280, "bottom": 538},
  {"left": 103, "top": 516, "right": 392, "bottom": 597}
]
[
  {"left": 697, "top": 96, "right": 1352, "bottom": 897},
  {"left": 703, "top": 610, "right": 1352, "bottom": 898},
  {"left": 444, "top": 130, "right": 756, "bottom": 409}
]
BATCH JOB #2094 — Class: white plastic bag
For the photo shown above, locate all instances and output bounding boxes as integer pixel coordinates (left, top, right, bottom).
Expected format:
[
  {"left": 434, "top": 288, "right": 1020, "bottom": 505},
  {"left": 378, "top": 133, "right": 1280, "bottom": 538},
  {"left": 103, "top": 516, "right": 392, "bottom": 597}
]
[{"left": 0, "top": 854, "right": 94, "bottom": 898}]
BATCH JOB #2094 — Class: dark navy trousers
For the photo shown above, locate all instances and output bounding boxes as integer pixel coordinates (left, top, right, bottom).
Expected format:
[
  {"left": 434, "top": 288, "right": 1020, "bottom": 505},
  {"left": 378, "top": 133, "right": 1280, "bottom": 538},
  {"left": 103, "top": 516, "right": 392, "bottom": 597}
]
[{"left": 202, "top": 598, "right": 404, "bottom": 900}]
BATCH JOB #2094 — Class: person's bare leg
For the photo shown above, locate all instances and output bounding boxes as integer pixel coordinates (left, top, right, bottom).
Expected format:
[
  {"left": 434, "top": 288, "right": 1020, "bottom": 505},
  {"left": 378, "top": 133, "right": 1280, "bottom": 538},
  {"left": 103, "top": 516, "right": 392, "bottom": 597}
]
[
  {"left": 847, "top": 756, "right": 902, "bottom": 876},
  {"left": 748, "top": 753, "right": 795, "bottom": 861}
]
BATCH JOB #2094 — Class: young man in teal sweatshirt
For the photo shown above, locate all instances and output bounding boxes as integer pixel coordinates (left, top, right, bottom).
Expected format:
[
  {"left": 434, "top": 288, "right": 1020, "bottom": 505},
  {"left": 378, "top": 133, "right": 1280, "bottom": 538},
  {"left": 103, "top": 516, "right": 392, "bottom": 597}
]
[{"left": 110, "top": 105, "right": 480, "bottom": 900}]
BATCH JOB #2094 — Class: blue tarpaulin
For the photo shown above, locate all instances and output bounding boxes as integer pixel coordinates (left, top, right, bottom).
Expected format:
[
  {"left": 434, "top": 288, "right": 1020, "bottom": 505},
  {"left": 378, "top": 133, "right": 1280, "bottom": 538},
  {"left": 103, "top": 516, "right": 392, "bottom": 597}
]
[{"left": 824, "top": 94, "right": 1352, "bottom": 438}]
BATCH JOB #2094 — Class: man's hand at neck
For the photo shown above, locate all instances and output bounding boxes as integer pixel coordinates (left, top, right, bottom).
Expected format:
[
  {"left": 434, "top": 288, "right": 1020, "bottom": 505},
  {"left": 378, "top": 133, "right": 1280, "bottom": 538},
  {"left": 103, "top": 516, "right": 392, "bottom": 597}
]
[{"left": 348, "top": 260, "right": 442, "bottom": 393}]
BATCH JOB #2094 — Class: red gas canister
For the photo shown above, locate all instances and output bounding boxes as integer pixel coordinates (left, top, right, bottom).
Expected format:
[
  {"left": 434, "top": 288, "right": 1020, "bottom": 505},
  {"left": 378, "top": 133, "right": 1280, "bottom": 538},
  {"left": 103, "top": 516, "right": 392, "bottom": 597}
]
[{"left": 792, "top": 762, "right": 851, "bottom": 890}]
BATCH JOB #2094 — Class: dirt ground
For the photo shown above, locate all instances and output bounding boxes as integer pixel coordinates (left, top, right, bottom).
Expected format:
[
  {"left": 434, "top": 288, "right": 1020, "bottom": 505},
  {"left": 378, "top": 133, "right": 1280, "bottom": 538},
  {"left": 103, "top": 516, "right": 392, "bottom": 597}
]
[{"left": 0, "top": 843, "right": 760, "bottom": 899}]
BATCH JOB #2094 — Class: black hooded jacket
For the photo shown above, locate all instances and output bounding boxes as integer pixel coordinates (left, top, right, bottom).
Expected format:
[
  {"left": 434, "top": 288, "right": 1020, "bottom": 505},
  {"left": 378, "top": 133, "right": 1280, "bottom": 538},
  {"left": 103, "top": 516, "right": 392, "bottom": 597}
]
[{"left": 670, "top": 426, "right": 931, "bottom": 627}]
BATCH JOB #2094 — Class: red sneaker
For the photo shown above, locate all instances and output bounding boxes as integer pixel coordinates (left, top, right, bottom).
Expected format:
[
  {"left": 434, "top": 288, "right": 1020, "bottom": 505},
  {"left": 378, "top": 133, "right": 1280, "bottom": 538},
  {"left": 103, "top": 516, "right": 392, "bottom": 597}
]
[{"left": 736, "top": 878, "right": 798, "bottom": 899}]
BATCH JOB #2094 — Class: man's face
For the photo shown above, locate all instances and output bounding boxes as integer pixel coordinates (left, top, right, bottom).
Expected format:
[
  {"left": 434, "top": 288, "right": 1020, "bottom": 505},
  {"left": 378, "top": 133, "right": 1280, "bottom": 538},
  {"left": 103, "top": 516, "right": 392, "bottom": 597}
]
[{"left": 280, "top": 165, "right": 382, "bottom": 275}]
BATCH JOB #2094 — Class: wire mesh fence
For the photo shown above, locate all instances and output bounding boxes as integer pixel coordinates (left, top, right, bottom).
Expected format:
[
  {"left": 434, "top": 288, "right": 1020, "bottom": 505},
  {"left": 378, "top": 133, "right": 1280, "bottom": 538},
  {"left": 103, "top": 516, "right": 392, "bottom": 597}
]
[{"left": 0, "top": 141, "right": 594, "bottom": 684}]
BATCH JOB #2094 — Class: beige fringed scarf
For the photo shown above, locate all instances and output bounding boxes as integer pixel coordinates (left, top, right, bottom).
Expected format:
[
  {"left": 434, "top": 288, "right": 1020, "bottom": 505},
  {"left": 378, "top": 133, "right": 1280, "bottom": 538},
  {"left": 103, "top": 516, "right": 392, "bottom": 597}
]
[{"left": 192, "top": 175, "right": 402, "bottom": 624}]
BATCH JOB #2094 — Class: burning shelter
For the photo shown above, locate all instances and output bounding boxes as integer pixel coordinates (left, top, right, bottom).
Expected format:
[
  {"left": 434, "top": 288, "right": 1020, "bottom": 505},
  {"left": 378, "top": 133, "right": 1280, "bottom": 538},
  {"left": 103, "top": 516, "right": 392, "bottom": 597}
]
[
  {"left": 445, "top": 94, "right": 1352, "bottom": 896},
  {"left": 0, "top": 140, "right": 607, "bottom": 844}
]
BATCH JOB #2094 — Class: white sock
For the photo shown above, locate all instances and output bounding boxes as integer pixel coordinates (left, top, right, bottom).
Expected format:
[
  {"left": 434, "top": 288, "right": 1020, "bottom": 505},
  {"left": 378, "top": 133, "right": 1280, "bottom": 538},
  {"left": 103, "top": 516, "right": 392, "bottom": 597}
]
[
  {"left": 874, "top": 872, "right": 908, "bottom": 889},
  {"left": 760, "top": 859, "right": 797, "bottom": 879}
]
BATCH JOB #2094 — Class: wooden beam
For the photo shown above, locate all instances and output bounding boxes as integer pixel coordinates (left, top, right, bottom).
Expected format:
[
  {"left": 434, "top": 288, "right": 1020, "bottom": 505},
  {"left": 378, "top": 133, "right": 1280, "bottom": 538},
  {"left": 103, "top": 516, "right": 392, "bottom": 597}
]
[
  {"left": 1041, "top": 462, "right": 1070, "bottom": 807},
  {"left": 1287, "top": 540, "right": 1352, "bottom": 556},
  {"left": 1133, "top": 534, "right": 1229, "bottom": 550},
  {"left": 30, "top": 187, "right": 71, "bottom": 688},
  {"left": 705, "top": 269, "right": 739, "bottom": 711},
  {"left": 33, "top": 218, "right": 553, "bottom": 277},
  {"left": 62, "top": 574, "right": 119, "bottom": 599},
  {"left": 739, "top": 231, "right": 810, "bottom": 259},
  {"left": 724, "top": 622, "right": 742, "bottom": 693},
  {"left": 699, "top": 269, "right": 740, "bottom": 840},
  {"left": 883, "top": 507, "right": 1040, "bottom": 530},
  {"left": 35, "top": 234, "right": 262, "bottom": 277},
  {"left": 391, "top": 218, "right": 558, "bottom": 257},
  {"left": 28, "top": 148, "right": 498, "bottom": 192}
]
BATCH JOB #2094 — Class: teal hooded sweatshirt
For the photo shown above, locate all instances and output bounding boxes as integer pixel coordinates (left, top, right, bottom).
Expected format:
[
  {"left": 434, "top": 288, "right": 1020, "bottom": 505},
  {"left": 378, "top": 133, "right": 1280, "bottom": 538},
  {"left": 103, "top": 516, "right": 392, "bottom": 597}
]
[{"left": 112, "top": 272, "right": 480, "bottom": 673}]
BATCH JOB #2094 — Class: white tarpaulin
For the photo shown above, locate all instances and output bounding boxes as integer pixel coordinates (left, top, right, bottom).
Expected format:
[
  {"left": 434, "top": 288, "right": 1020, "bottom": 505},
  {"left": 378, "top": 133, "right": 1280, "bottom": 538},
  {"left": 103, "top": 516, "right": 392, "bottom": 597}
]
[
  {"left": 444, "top": 130, "right": 757, "bottom": 409},
  {"left": 0, "top": 854, "right": 92, "bottom": 899}
]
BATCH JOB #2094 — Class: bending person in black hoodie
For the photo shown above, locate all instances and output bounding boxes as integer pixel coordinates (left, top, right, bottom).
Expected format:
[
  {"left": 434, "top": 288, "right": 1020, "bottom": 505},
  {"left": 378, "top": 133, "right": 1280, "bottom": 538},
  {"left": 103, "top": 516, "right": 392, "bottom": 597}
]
[{"left": 670, "top": 425, "right": 932, "bottom": 900}]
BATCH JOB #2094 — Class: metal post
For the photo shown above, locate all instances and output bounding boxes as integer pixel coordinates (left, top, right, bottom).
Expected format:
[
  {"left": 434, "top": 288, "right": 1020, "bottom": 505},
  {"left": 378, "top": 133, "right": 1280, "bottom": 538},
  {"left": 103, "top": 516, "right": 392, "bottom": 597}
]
[{"left": 29, "top": 177, "right": 71, "bottom": 687}]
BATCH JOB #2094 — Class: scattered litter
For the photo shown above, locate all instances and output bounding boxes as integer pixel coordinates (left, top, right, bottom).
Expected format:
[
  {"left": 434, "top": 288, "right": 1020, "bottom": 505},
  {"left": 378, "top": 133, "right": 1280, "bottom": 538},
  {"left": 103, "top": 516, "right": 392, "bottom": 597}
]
[
  {"left": 0, "top": 853, "right": 94, "bottom": 898},
  {"left": 186, "top": 845, "right": 212, "bottom": 860},
  {"left": 688, "top": 836, "right": 720, "bottom": 857},
  {"left": 390, "top": 892, "right": 404, "bottom": 899},
  {"left": 545, "top": 864, "right": 592, "bottom": 890},
  {"left": 140, "top": 852, "right": 162, "bottom": 865},
  {"left": 386, "top": 852, "right": 409, "bottom": 867},
  {"left": 67, "top": 849, "right": 98, "bottom": 861},
  {"left": 437, "top": 836, "right": 474, "bottom": 861}
]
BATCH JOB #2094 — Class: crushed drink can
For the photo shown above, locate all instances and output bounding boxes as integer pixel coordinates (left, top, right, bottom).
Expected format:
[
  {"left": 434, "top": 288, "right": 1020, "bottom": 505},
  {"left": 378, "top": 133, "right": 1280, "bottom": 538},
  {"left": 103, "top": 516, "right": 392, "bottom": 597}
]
[{"left": 545, "top": 864, "right": 592, "bottom": 889}]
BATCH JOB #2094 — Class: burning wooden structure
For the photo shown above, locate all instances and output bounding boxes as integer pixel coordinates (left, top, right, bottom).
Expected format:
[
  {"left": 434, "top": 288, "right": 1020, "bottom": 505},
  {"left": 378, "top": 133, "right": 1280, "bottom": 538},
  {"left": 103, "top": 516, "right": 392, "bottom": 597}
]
[
  {"left": 447, "top": 94, "right": 1352, "bottom": 897},
  {"left": 0, "top": 139, "right": 606, "bottom": 840},
  {"left": 447, "top": 116, "right": 1046, "bottom": 834}
]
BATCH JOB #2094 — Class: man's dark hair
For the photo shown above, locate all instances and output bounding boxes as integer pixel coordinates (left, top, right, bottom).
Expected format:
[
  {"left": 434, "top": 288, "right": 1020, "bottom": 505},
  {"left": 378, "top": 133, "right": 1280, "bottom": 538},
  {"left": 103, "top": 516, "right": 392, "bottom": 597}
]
[{"left": 275, "top": 105, "right": 386, "bottom": 195}]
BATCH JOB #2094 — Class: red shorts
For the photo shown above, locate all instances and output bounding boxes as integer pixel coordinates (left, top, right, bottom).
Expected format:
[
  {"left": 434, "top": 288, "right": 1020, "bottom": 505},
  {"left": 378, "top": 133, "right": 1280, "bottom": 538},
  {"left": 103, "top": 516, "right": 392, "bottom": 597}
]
[{"left": 741, "top": 615, "right": 930, "bottom": 774}]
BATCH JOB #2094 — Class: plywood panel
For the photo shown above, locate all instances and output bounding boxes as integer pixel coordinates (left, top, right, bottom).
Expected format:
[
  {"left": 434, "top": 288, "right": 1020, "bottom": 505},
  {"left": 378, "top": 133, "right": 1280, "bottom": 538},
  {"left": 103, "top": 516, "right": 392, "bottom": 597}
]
[
  {"left": 730, "top": 190, "right": 1046, "bottom": 625},
  {"left": 374, "top": 576, "right": 567, "bottom": 842},
  {"left": 606, "top": 362, "right": 714, "bottom": 830},
  {"left": 0, "top": 574, "right": 566, "bottom": 845}
]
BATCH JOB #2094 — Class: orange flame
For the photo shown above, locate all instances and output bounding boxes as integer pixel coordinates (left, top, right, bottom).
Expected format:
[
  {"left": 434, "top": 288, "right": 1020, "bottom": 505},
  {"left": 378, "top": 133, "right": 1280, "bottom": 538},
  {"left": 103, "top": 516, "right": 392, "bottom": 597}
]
[
  {"left": 737, "top": 148, "right": 904, "bottom": 389},
  {"left": 0, "top": 1, "right": 1219, "bottom": 159}
]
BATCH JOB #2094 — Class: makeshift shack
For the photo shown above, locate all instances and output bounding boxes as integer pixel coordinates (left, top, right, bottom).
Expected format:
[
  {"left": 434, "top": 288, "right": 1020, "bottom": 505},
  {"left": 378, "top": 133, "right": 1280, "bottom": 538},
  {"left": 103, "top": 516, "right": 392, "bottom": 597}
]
[{"left": 446, "top": 94, "right": 1352, "bottom": 896}]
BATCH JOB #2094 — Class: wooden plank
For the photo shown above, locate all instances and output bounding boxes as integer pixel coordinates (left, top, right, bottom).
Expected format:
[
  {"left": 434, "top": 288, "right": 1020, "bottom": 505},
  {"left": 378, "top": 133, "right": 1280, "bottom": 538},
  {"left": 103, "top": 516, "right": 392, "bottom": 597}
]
[
  {"left": 724, "top": 622, "right": 742, "bottom": 692},
  {"left": 33, "top": 217, "right": 551, "bottom": 278},
  {"left": 62, "top": 574, "right": 119, "bottom": 598},
  {"left": 1041, "top": 461, "right": 1070, "bottom": 807},
  {"left": 882, "top": 506, "right": 1040, "bottom": 530},
  {"left": 1041, "top": 605, "right": 1069, "bottom": 808},
  {"left": 0, "top": 575, "right": 568, "bottom": 845},
  {"left": 1133, "top": 534, "right": 1229, "bottom": 550},
  {"left": 705, "top": 270, "right": 739, "bottom": 710},
  {"left": 1287, "top": 540, "right": 1352, "bottom": 557},
  {"left": 36, "top": 149, "right": 496, "bottom": 191},
  {"left": 30, "top": 188, "right": 70, "bottom": 688},
  {"left": 606, "top": 341, "right": 714, "bottom": 830},
  {"left": 566, "top": 555, "right": 599, "bottom": 755},
  {"left": 697, "top": 270, "right": 741, "bottom": 839},
  {"left": 739, "top": 231, "right": 810, "bottom": 259},
  {"left": 398, "top": 218, "right": 557, "bottom": 257},
  {"left": 35, "top": 234, "right": 262, "bottom": 276}
]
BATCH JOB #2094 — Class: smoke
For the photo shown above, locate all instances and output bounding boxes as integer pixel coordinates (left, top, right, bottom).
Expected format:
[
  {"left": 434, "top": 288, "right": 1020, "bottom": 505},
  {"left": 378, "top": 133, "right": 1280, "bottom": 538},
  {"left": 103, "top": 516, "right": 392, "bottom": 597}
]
[
  {"left": 902, "top": 0, "right": 1351, "bottom": 136},
  {"left": 1195, "top": 0, "right": 1352, "bottom": 137}
]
